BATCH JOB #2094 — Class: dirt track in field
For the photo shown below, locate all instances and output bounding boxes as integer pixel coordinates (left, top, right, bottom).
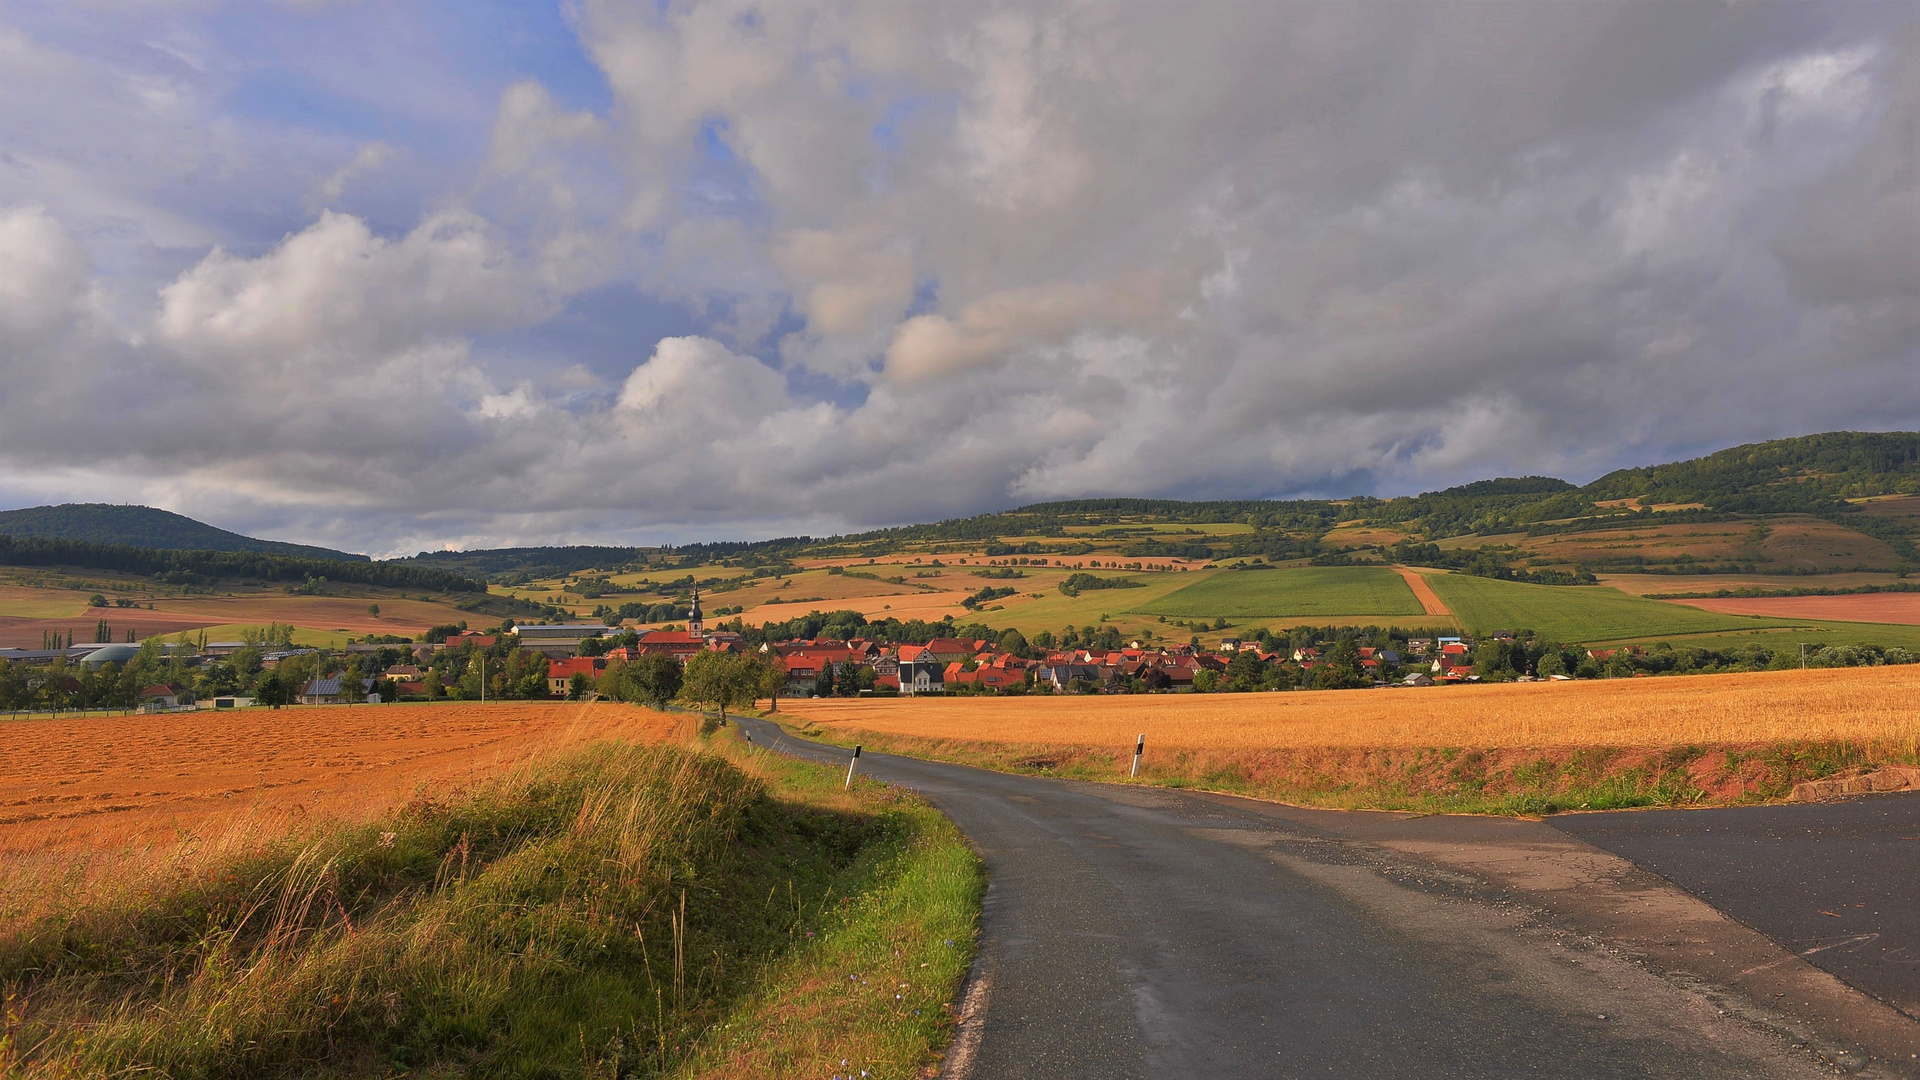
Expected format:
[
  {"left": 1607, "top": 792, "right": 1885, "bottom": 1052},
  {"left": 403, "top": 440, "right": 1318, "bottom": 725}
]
[
  {"left": 1393, "top": 566, "right": 1455, "bottom": 618},
  {"left": 0, "top": 702, "right": 681, "bottom": 852}
]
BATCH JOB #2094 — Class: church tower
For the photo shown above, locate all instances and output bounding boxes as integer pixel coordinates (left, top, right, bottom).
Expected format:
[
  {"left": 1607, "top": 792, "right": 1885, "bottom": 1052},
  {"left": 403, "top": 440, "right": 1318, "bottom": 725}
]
[{"left": 687, "top": 587, "right": 704, "bottom": 637}]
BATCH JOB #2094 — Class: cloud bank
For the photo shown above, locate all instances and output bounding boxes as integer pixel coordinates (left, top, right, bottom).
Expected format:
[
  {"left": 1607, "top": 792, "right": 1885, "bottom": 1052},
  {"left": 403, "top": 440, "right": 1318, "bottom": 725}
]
[{"left": 0, "top": 1, "right": 1914, "bottom": 554}]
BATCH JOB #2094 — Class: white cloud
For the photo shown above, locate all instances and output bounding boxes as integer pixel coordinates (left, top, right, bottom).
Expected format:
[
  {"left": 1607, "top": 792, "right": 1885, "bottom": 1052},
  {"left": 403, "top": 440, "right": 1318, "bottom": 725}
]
[{"left": 0, "top": 1, "right": 1913, "bottom": 553}]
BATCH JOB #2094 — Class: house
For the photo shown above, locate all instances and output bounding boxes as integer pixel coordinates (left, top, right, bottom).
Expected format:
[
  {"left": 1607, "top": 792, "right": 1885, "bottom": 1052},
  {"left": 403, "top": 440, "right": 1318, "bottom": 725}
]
[
  {"left": 1043, "top": 664, "right": 1105, "bottom": 692},
  {"left": 299, "top": 677, "right": 375, "bottom": 705},
  {"left": 547, "top": 656, "right": 608, "bottom": 696},
  {"left": 920, "top": 638, "right": 975, "bottom": 663},
  {"left": 383, "top": 664, "right": 421, "bottom": 682},
  {"left": 1402, "top": 672, "right": 1436, "bottom": 687},
  {"left": 513, "top": 623, "right": 613, "bottom": 658},
  {"left": 140, "top": 682, "right": 190, "bottom": 707},
  {"left": 780, "top": 655, "right": 825, "bottom": 697},
  {"left": 443, "top": 631, "right": 499, "bottom": 648},
  {"left": 1405, "top": 638, "right": 1433, "bottom": 655},
  {"left": 635, "top": 630, "right": 707, "bottom": 659},
  {"left": 899, "top": 657, "right": 946, "bottom": 695},
  {"left": 1219, "top": 638, "right": 1243, "bottom": 653},
  {"left": 945, "top": 658, "right": 1028, "bottom": 692},
  {"left": 1292, "top": 647, "right": 1319, "bottom": 663}
]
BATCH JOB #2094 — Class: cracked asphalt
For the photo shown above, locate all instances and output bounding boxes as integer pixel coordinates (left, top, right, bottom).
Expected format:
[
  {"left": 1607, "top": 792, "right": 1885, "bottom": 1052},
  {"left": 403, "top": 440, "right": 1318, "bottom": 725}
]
[{"left": 736, "top": 717, "right": 1920, "bottom": 1079}]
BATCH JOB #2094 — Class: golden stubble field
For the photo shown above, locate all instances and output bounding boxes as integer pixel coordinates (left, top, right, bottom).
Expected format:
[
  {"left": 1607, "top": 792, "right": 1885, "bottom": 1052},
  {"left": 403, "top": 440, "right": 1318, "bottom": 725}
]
[
  {"left": 0, "top": 701, "right": 683, "bottom": 854},
  {"left": 784, "top": 666, "right": 1920, "bottom": 749}
]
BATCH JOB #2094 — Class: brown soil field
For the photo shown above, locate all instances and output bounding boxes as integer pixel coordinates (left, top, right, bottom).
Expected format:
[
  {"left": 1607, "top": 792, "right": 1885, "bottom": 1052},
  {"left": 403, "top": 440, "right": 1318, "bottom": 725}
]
[
  {"left": 739, "top": 591, "right": 976, "bottom": 624},
  {"left": 1519, "top": 516, "right": 1898, "bottom": 571},
  {"left": 787, "top": 667, "right": 1916, "bottom": 749},
  {"left": 1856, "top": 494, "right": 1920, "bottom": 521},
  {"left": 1666, "top": 593, "right": 1920, "bottom": 626},
  {"left": 1394, "top": 566, "right": 1454, "bottom": 617},
  {"left": 0, "top": 701, "right": 681, "bottom": 854},
  {"left": 1322, "top": 525, "right": 1414, "bottom": 548},
  {"left": 1598, "top": 572, "right": 1906, "bottom": 597},
  {"left": 0, "top": 593, "right": 476, "bottom": 647}
]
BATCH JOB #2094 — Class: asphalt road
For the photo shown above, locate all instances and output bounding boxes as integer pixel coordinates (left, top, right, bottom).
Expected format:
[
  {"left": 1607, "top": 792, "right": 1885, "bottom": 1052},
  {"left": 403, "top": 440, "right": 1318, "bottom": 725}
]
[
  {"left": 738, "top": 718, "right": 1920, "bottom": 1079},
  {"left": 1553, "top": 796, "right": 1920, "bottom": 1018}
]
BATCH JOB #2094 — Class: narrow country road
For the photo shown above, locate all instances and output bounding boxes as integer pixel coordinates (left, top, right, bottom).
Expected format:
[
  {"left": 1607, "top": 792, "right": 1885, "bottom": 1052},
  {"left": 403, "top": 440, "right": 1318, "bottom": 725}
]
[{"left": 736, "top": 717, "right": 1920, "bottom": 1079}]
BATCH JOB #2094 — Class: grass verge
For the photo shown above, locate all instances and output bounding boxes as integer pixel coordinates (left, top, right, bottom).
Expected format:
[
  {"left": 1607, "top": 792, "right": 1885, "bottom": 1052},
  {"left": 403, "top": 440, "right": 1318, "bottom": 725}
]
[
  {"left": 785, "top": 723, "right": 1920, "bottom": 816},
  {"left": 0, "top": 719, "right": 983, "bottom": 1078}
]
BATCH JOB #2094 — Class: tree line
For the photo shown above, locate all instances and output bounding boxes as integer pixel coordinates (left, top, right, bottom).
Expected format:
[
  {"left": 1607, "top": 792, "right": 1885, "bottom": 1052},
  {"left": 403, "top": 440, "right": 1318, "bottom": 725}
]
[{"left": 0, "top": 535, "right": 487, "bottom": 593}]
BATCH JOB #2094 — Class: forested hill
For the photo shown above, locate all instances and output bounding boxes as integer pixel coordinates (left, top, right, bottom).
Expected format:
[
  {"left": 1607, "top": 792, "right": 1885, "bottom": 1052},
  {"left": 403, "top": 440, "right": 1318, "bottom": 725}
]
[
  {"left": 1580, "top": 432, "right": 1920, "bottom": 513},
  {"left": 0, "top": 504, "right": 366, "bottom": 562}
]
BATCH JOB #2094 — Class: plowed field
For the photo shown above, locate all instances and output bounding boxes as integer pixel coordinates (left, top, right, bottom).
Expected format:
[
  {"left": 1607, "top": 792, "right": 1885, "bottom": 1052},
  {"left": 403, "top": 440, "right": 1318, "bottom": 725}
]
[
  {"left": 0, "top": 701, "right": 681, "bottom": 853},
  {"left": 1667, "top": 593, "right": 1920, "bottom": 626}
]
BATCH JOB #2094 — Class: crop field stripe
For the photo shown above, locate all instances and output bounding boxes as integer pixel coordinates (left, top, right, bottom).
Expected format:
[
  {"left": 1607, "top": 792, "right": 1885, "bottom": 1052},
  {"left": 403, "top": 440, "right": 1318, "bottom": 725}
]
[
  {"left": 1394, "top": 567, "right": 1454, "bottom": 618},
  {"left": 1129, "top": 566, "right": 1426, "bottom": 619}
]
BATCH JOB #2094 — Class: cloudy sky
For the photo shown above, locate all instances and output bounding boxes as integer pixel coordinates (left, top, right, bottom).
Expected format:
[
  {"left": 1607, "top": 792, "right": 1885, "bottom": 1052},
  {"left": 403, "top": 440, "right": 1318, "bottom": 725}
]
[{"left": 0, "top": 0, "right": 1914, "bottom": 556}]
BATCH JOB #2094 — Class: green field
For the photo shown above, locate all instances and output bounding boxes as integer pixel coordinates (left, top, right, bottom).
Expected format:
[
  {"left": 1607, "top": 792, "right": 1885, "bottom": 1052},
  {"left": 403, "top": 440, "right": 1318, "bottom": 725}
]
[
  {"left": 1129, "top": 567, "right": 1425, "bottom": 619},
  {"left": 1421, "top": 573, "right": 1920, "bottom": 649},
  {"left": 1423, "top": 574, "right": 1776, "bottom": 641}
]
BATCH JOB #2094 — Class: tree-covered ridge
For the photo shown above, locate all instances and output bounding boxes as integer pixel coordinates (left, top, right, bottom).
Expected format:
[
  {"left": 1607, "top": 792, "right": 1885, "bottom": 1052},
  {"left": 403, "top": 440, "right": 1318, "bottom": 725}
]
[
  {"left": 0, "top": 534, "right": 486, "bottom": 593},
  {"left": 0, "top": 504, "right": 365, "bottom": 561},
  {"left": 1582, "top": 432, "right": 1920, "bottom": 512}
]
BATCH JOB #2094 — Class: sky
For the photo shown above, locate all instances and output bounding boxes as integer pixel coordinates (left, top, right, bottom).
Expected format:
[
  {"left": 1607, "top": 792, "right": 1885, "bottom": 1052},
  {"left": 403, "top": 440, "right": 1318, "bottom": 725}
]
[{"left": 0, "top": 0, "right": 1914, "bottom": 558}]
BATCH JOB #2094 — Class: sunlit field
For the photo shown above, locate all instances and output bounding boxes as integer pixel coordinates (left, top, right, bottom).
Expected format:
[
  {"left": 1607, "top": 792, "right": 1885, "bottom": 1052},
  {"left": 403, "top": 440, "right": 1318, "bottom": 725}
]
[{"left": 786, "top": 666, "right": 1918, "bottom": 749}]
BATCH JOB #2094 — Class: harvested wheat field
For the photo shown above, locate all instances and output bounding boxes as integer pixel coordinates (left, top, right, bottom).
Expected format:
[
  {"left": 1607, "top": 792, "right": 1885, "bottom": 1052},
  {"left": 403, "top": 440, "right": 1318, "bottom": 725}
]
[
  {"left": 0, "top": 701, "right": 683, "bottom": 854},
  {"left": 784, "top": 667, "right": 1920, "bottom": 813},
  {"left": 788, "top": 667, "right": 1916, "bottom": 748}
]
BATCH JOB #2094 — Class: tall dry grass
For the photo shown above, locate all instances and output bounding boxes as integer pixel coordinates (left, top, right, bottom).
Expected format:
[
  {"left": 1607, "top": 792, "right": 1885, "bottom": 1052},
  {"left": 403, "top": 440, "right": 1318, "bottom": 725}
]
[{"left": 786, "top": 666, "right": 1920, "bottom": 750}]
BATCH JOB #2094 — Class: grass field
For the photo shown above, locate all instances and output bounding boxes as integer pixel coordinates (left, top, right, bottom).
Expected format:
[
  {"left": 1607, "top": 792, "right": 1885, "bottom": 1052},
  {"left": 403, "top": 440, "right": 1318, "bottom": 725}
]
[
  {"left": 783, "top": 666, "right": 1920, "bottom": 814},
  {"left": 0, "top": 704, "right": 983, "bottom": 1078},
  {"left": 1130, "top": 566, "right": 1425, "bottom": 620},
  {"left": 1423, "top": 572, "right": 1920, "bottom": 648},
  {"left": 1425, "top": 573, "right": 1779, "bottom": 641}
]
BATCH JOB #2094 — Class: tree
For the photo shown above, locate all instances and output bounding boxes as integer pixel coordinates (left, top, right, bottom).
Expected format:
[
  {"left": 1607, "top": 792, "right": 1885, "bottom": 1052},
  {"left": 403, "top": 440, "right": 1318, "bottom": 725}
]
[
  {"left": 367, "top": 603, "right": 380, "bottom": 617},
  {"left": 621, "top": 653, "right": 685, "bottom": 710},
  {"left": 752, "top": 653, "right": 787, "bottom": 712},
  {"left": 568, "top": 672, "right": 593, "bottom": 700},
  {"left": 683, "top": 651, "right": 764, "bottom": 721},
  {"left": 1192, "top": 669, "right": 1219, "bottom": 693},
  {"left": 255, "top": 671, "right": 292, "bottom": 709},
  {"left": 813, "top": 662, "right": 834, "bottom": 698}
]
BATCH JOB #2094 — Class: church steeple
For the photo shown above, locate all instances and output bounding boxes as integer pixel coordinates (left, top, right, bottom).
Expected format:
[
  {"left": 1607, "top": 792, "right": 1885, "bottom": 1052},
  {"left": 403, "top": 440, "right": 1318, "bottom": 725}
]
[{"left": 687, "top": 586, "right": 704, "bottom": 637}]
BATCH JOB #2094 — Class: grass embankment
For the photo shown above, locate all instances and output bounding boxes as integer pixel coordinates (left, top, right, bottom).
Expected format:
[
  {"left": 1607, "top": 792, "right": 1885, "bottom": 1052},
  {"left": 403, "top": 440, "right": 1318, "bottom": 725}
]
[
  {"left": 783, "top": 668, "right": 1920, "bottom": 815},
  {"left": 0, "top": 721, "right": 983, "bottom": 1079}
]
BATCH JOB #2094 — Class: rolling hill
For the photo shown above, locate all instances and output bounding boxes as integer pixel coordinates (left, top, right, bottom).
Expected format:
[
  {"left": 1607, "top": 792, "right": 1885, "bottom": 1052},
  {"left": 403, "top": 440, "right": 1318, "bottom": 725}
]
[{"left": 0, "top": 504, "right": 366, "bottom": 562}]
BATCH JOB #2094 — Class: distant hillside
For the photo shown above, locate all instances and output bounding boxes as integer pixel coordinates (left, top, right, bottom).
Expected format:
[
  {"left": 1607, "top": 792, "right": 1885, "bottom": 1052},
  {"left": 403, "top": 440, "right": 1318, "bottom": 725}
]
[
  {"left": 1581, "top": 432, "right": 1920, "bottom": 513},
  {"left": 359, "top": 431, "right": 1920, "bottom": 578},
  {"left": 0, "top": 504, "right": 367, "bottom": 562}
]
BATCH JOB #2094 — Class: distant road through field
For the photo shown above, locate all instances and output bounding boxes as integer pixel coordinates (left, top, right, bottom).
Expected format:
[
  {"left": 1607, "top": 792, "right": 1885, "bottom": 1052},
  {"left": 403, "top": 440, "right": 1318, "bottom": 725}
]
[
  {"left": 1392, "top": 565, "right": 1454, "bottom": 619},
  {"left": 737, "top": 717, "right": 1920, "bottom": 1079}
]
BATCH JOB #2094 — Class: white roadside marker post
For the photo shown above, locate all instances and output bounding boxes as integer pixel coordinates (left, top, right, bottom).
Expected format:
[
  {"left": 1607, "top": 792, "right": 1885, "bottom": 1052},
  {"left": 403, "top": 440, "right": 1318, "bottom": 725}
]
[
  {"left": 846, "top": 745, "right": 862, "bottom": 788},
  {"left": 1130, "top": 733, "right": 1145, "bottom": 779}
]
